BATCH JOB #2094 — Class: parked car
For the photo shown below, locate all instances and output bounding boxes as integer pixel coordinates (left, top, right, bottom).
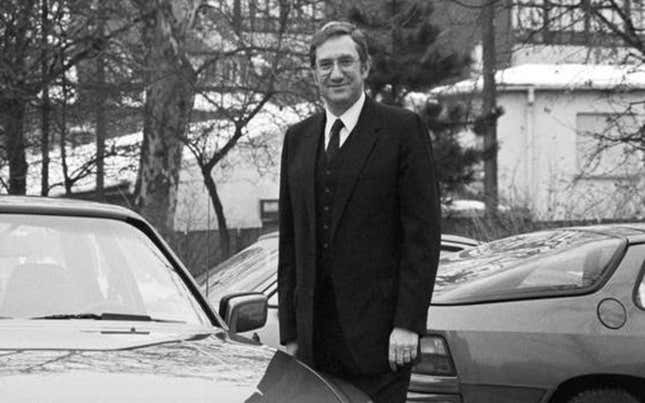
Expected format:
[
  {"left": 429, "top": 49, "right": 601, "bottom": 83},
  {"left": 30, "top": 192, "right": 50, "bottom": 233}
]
[
  {"left": 197, "top": 231, "right": 479, "bottom": 353},
  {"left": 0, "top": 196, "right": 369, "bottom": 403},
  {"left": 200, "top": 226, "right": 645, "bottom": 403},
  {"left": 421, "top": 224, "right": 645, "bottom": 403}
]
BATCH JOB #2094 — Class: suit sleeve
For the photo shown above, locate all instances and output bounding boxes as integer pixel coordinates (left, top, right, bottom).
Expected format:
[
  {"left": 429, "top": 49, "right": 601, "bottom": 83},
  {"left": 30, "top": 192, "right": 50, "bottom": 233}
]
[
  {"left": 393, "top": 112, "right": 441, "bottom": 335},
  {"left": 277, "top": 128, "right": 297, "bottom": 345}
]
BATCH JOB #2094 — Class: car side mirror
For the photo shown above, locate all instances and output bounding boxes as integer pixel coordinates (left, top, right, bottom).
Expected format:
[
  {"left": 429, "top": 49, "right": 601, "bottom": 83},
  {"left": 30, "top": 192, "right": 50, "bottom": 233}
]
[{"left": 219, "top": 292, "right": 268, "bottom": 333}]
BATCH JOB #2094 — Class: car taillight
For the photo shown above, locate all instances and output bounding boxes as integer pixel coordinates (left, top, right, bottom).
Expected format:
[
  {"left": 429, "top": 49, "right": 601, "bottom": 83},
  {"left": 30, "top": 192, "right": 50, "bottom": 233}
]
[{"left": 412, "top": 335, "right": 456, "bottom": 376}]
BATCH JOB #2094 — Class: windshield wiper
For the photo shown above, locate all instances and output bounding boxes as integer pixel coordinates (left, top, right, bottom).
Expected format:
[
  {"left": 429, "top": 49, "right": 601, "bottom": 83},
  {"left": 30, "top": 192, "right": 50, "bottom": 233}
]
[{"left": 31, "top": 312, "right": 185, "bottom": 323}]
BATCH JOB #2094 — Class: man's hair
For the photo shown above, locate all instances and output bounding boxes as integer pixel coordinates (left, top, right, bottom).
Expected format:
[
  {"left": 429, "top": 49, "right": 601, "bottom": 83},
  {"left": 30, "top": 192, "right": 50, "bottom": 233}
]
[{"left": 309, "top": 21, "right": 370, "bottom": 68}]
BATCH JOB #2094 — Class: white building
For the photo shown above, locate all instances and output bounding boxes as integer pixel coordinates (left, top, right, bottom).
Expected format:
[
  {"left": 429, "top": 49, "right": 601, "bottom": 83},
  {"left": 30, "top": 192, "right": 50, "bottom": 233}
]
[{"left": 432, "top": 63, "right": 645, "bottom": 220}]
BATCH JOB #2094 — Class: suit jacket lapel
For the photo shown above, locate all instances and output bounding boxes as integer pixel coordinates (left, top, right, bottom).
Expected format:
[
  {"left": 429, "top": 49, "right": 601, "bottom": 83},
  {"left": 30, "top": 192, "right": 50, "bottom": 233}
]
[
  {"left": 300, "top": 112, "right": 324, "bottom": 233},
  {"left": 330, "top": 98, "right": 382, "bottom": 240}
]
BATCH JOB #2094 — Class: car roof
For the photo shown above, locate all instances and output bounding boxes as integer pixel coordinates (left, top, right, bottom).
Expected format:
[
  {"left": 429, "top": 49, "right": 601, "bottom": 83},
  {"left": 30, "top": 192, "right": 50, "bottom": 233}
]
[
  {"left": 0, "top": 195, "right": 141, "bottom": 221},
  {"left": 258, "top": 231, "right": 480, "bottom": 247},
  {"left": 562, "top": 222, "right": 645, "bottom": 243},
  {"left": 258, "top": 225, "right": 645, "bottom": 245}
]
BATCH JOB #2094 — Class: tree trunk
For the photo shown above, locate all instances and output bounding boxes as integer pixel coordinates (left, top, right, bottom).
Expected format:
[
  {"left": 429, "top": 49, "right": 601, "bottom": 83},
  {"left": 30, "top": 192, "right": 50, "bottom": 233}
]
[
  {"left": 481, "top": 0, "right": 498, "bottom": 216},
  {"left": 134, "top": 0, "right": 197, "bottom": 240},
  {"left": 40, "top": 0, "right": 50, "bottom": 196},
  {"left": 95, "top": 49, "right": 106, "bottom": 202},
  {"left": 4, "top": 98, "right": 28, "bottom": 195},
  {"left": 60, "top": 77, "right": 72, "bottom": 196},
  {"left": 202, "top": 167, "right": 230, "bottom": 260},
  {"left": 2, "top": 0, "right": 34, "bottom": 195},
  {"left": 41, "top": 87, "right": 51, "bottom": 196}
]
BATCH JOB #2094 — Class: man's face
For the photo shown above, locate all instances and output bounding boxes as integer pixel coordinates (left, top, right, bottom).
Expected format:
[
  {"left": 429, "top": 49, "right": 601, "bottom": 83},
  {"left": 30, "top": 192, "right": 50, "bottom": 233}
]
[{"left": 313, "top": 35, "right": 369, "bottom": 115}]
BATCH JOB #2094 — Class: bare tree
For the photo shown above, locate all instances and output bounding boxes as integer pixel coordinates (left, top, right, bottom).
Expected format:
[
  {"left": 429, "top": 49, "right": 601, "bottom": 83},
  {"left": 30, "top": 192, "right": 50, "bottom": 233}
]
[
  {"left": 40, "top": 0, "right": 52, "bottom": 195},
  {"left": 0, "top": 0, "right": 141, "bottom": 195},
  {"left": 480, "top": 0, "right": 499, "bottom": 215},
  {"left": 130, "top": 0, "right": 202, "bottom": 239},
  {"left": 182, "top": 0, "right": 313, "bottom": 258},
  {"left": 516, "top": 1, "right": 645, "bottom": 161},
  {"left": 94, "top": 0, "right": 108, "bottom": 201}
]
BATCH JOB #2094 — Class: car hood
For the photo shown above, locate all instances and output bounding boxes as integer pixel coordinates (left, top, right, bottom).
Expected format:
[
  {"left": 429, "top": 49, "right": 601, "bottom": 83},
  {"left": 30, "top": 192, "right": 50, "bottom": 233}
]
[{"left": 0, "top": 321, "right": 353, "bottom": 402}]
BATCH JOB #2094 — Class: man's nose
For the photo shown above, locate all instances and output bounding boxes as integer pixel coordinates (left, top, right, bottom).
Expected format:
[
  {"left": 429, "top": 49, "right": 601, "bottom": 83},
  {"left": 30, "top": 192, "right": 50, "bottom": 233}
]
[{"left": 329, "top": 62, "right": 344, "bottom": 80}]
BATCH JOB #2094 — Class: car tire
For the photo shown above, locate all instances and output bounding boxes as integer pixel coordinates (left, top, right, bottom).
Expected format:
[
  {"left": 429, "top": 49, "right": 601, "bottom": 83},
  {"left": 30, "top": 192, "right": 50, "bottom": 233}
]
[{"left": 567, "top": 388, "right": 640, "bottom": 403}]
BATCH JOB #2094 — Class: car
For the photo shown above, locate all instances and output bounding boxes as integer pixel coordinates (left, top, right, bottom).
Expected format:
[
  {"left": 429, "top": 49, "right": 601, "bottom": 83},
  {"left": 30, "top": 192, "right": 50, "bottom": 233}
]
[
  {"left": 420, "top": 224, "right": 645, "bottom": 403},
  {"left": 0, "top": 196, "right": 369, "bottom": 403},
  {"left": 197, "top": 231, "right": 479, "bottom": 358},
  {"left": 200, "top": 225, "right": 645, "bottom": 402}
]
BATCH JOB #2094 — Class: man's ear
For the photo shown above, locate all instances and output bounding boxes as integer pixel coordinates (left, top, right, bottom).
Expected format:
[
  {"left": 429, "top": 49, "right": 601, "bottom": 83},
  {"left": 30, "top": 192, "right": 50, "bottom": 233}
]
[{"left": 361, "top": 57, "right": 371, "bottom": 79}]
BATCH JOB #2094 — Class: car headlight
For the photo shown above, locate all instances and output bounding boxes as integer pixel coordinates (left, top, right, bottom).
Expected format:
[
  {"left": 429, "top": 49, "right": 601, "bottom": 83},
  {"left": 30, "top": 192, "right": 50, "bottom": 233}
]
[{"left": 412, "top": 335, "right": 456, "bottom": 376}]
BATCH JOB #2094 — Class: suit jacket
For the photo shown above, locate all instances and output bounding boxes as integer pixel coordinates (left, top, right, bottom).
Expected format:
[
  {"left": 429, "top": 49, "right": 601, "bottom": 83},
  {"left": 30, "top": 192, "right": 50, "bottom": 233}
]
[{"left": 278, "top": 97, "right": 441, "bottom": 374}]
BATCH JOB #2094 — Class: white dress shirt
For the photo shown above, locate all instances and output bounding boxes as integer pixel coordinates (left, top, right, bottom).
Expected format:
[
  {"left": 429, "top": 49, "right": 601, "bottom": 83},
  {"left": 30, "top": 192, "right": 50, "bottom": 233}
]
[{"left": 323, "top": 92, "right": 366, "bottom": 149}]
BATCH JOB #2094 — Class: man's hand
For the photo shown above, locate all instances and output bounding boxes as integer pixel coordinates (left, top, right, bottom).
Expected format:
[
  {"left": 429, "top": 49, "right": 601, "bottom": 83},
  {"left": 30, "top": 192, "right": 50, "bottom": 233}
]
[
  {"left": 285, "top": 341, "right": 298, "bottom": 356},
  {"left": 388, "top": 327, "right": 419, "bottom": 371}
]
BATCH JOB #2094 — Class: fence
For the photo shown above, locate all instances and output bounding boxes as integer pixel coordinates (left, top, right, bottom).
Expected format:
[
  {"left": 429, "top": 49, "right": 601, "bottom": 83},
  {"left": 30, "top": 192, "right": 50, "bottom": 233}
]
[{"left": 170, "top": 226, "right": 277, "bottom": 277}]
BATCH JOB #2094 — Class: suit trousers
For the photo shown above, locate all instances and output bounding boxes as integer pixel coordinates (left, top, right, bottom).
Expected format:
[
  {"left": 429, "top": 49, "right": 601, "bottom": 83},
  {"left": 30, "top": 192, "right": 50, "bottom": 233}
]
[{"left": 313, "top": 270, "right": 411, "bottom": 403}]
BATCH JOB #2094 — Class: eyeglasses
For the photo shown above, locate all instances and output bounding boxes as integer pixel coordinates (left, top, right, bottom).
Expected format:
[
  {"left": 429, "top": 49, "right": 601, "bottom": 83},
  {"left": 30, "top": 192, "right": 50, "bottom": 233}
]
[{"left": 316, "top": 56, "right": 359, "bottom": 73}]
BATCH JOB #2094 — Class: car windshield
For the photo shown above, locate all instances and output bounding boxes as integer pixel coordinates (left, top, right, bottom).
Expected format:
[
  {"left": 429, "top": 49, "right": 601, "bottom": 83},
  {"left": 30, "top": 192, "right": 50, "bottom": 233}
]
[
  {"left": 200, "top": 238, "right": 278, "bottom": 303},
  {"left": 433, "top": 229, "right": 625, "bottom": 304},
  {"left": 0, "top": 214, "right": 209, "bottom": 324}
]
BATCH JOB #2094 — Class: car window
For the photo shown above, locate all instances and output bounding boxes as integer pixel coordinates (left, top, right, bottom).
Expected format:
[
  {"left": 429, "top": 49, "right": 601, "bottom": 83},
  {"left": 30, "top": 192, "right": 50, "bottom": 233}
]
[
  {"left": 201, "top": 241, "right": 278, "bottom": 303},
  {"left": 0, "top": 214, "right": 209, "bottom": 324},
  {"left": 434, "top": 230, "right": 625, "bottom": 304}
]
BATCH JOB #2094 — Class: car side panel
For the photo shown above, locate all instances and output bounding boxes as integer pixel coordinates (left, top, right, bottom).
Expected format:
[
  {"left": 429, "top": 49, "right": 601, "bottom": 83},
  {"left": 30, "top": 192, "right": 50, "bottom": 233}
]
[
  {"left": 460, "top": 384, "right": 545, "bottom": 403},
  {"left": 426, "top": 244, "right": 645, "bottom": 398}
]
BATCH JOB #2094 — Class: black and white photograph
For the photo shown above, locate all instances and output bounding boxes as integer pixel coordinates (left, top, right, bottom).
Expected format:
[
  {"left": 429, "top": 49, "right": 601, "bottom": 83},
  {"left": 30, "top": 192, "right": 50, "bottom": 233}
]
[{"left": 0, "top": 1, "right": 644, "bottom": 402}]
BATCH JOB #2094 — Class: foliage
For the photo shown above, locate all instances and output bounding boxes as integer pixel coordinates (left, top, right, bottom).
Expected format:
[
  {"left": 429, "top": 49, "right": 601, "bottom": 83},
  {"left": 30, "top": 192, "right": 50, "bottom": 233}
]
[
  {"left": 342, "top": 0, "right": 479, "bottom": 198},
  {"left": 421, "top": 99, "right": 482, "bottom": 196},
  {"left": 346, "top": 0, "right": 470, "bottom": 106}
]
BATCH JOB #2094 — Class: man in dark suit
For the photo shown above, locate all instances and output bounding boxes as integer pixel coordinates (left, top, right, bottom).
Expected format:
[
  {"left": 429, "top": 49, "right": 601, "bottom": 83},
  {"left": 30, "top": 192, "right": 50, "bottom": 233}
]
[{"left": 278, "top": 21, "right": 441, "bottom": 403}]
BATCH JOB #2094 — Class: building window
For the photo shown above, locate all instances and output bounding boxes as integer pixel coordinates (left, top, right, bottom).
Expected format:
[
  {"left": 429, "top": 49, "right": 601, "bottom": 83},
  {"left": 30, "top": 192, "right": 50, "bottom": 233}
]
[
  {"left": 550, "top": 0, "right": 587, "bottom": 32},
  {"left": 512, "top": 0, "right": 645, "bottom": 44},
  {"left": 513, "top": 0, "right": 547, "bottom": 32},
  {"left": 260, "top": 199, "right": 279, "bottom": 226}
]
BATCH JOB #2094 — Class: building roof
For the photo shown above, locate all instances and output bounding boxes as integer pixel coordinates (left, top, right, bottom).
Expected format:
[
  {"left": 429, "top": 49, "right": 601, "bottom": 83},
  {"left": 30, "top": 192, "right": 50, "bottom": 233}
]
[{"left": 431, "top": 63, "right": 645, "bottom": 96}]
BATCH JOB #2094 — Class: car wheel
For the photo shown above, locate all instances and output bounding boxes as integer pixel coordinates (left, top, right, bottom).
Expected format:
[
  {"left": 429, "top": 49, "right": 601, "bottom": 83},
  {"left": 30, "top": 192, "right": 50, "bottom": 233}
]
[{"left": 568, "top": 388, "right": 640, "bottom": 403}]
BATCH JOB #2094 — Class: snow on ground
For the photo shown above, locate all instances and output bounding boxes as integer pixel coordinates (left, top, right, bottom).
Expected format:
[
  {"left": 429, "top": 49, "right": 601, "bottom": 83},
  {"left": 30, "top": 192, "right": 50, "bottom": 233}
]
[{"left": 5, "top": 101, "right": 308, "bottom": 197}]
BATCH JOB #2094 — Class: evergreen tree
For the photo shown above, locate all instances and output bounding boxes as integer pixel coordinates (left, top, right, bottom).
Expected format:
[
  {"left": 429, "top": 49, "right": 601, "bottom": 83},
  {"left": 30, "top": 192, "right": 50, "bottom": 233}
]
[
  {"left": 423, "top": 100, "right": 481, "bottom": 196},
  {"left": 346, "top": 0, "right": 479, "bottom": 197},
  {"left": 347, "top": 0, "right": 468, "bottom": 106}
]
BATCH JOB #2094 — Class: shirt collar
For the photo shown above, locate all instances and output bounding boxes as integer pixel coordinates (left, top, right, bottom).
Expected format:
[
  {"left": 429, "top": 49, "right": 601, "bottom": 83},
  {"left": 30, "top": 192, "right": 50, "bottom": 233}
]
[{"left": 324, "top": 92, "right": 365, "bottom": 134}]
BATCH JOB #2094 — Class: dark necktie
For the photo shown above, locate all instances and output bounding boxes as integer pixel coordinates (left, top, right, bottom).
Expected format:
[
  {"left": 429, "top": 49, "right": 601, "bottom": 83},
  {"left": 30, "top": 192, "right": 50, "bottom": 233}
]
[{"left": 326, "top": 118, "right": 344, "bottom": 161}]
